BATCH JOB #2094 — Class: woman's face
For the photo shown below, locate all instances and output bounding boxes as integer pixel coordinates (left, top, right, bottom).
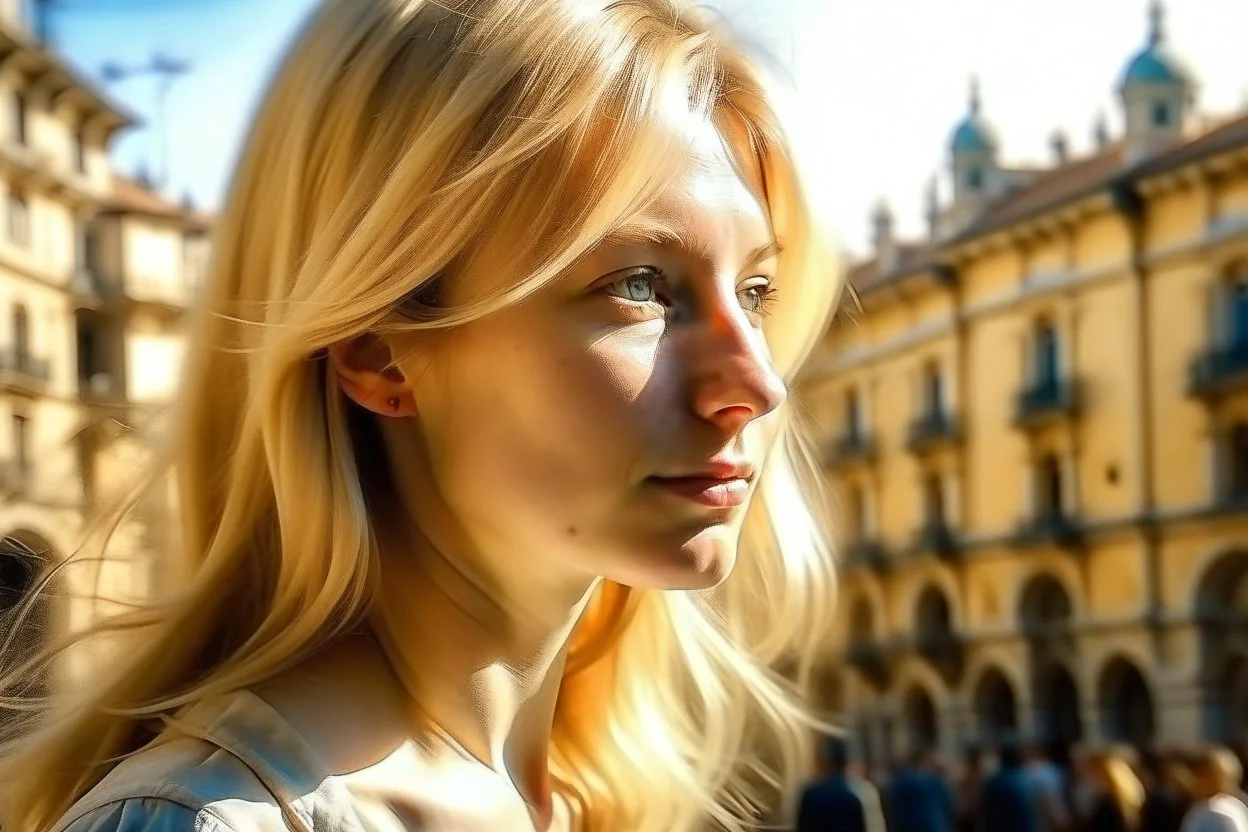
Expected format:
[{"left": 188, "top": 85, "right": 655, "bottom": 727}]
[{"left": 395, "top": 121, "right": 786, "bottom": 592}]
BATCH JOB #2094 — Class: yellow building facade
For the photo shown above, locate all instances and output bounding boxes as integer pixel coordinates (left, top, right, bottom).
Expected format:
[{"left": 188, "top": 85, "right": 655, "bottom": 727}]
[
  {"left": 0, "top": 7, "right": 210, "bottom": 685},
  {"left": 805, "top": 4, "right": 1248, "bottom": 767}
]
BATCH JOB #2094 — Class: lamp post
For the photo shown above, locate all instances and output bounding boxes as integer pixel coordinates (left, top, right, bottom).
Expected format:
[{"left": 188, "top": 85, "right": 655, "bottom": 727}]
[{"left": 100, "top": 53, "right": 191, "bottom": 191}]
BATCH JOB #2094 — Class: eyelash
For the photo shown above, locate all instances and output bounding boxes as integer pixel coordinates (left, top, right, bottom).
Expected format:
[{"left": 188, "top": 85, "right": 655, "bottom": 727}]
[{"left": 603, "top": 268, "right": 779, "bottom": 319}]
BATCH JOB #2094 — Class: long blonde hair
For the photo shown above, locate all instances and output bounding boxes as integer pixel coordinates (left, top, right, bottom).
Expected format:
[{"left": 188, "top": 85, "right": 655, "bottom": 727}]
[{"left": 0, "top": 1, "right": 841, "bottom": 829}]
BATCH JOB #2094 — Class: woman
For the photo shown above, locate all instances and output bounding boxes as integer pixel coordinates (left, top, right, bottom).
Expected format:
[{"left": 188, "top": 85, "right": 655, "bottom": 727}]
[
  {"left": 0, "top": 0, "right": 841, "bottom": 830},
  {"left": 1179, "top": 747, "right": 1248, "bottom": 832},
  {"left": 1073, "top": 747, "right": 1144, "bottom": 832}
]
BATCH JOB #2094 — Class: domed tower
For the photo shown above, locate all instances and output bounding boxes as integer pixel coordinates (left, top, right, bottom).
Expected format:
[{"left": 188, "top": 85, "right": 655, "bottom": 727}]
[
  {"left": 1118, "top": 1, "right": 1195, "bottom": 163},
  {"left": 948, "top": 78, "right": 1001, "bottom": 227}
]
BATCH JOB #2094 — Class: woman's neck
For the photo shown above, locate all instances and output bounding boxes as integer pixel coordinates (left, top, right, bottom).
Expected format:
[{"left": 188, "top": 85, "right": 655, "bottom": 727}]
[{"left": 367, "top": 520, "right": 597, "bottom": 826}]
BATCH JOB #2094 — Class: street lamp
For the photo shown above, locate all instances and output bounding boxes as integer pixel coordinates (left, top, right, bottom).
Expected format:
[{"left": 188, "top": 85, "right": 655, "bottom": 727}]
[{"left": 100, "top": 53, "right": 191, "bottom": 191}]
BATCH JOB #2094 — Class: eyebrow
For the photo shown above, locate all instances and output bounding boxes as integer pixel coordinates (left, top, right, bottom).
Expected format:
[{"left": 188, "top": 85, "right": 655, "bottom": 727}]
[{"left": 601, "top": 220, "right": 784, "bottom": 276}]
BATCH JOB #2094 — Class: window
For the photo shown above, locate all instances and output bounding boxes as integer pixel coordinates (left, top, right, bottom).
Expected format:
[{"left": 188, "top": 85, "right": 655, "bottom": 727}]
[
  {"left": 924, "top": 473, "right": 945, "bottom": 527},
  {"left": 1229, "top": 275, "right": 1248, "bottom": 349},
  {"left": 13, "top": 303, "right": 28, "bottom": 362},
  {"left": 967, "top": 166, "right": 984, "bottom": 191},
  {"left": 12, "top": 92, "right": 27, "bottom": 146},
  {"left": 1230, "top": 424, "right": 1248, "bottom": 501},
  {"left": 845, "top": 387, "right": 861, "bottom": 440},
  {"left": 849, "top": 599, "right": 874, "bottom": 645},
  {"left": 73, "top": 126, "right": 87, "bottom": 174},
  {"left": 1034, "top": 320, "right": 1059, "bottom": 387},
  {"left": 1037, "top": 454, "right": 1064, "bottom": 519},
  {"left": 1151, "top": 100, "right": 1172, "bottom": 127},
  {"left": 12, "top": 414, "right": 27, "bottom": 474},
  {"left": 848, "top": 485, "right": 867, "bottom": 540},
  {"left": 7, "top": 190, "right": 30, "bottom": 247},
  {"left": 924, "top": 361, "right": 944, "bottom": 416}
]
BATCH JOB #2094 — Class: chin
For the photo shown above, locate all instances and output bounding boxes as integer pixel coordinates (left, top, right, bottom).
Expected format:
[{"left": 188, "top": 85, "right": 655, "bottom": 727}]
[{"left": 605, "top": 527, "right": 740, "bottom": 590}]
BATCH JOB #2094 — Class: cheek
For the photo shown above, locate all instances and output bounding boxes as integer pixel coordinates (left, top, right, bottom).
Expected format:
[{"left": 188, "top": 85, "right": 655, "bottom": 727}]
[{"left": 418, "top": 318, "right": 673, "bottom": 533}]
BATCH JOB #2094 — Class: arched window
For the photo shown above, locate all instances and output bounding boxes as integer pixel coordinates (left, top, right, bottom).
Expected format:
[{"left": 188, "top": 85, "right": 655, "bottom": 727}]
[
  {"left": 1151, "top": 100, "right": 1172, "bottom": 127},
  {"left": 924, "top": 473, "right": 945, "bottom": 527},
  {"left": 7, "top": 190, "right": 30, "bottom": 247},
  {"left": 1228, "top": 265, "right": 1248, "bottom": 349},
  {"left": 967, "top": 166, "right": 984, "bottom": 191},
  {"left": 847, "top": 484, "right": 868, "bottom": 540},
  {"left": 924, "top": 360, "right": 944, "bottom": 416},
  {"left": 845, "top": 387, "right": 861, "bottom": 439},
  {"left": 1034, "top": 320, "right": 1059, "bottom": 388},
  {"left": 11, "top": 92, "right": 27, "bottom": 146},
  {"left": 12, "top": 303, "right": 28, "bottom": 361},
  {"left": 1036, "top": 453, "right": 1064, "bottom": 518},
  {"left": 1231, "top": 424, "right": 1248, "bottom": 501}
]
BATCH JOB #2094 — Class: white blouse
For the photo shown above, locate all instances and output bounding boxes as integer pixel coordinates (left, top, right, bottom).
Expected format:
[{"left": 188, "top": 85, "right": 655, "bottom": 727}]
[{"left": 51, "top": 690, "right": 369, "bottom": 832}]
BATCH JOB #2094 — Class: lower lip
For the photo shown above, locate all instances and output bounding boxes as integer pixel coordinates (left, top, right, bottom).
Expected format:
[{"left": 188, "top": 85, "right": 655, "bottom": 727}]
[{"left": 648, "top": 477, "right": 751, "bottom": 508}]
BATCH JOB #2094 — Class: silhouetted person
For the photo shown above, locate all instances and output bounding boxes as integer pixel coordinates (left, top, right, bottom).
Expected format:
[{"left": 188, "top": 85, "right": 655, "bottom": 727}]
[
  {"left": 888, "top": 746, "right": 957, "bottom": 832},
  {"left": 1139, "top": 748, "right": 1190, "bottom": 832},
  {"left": 982, "top": 741, "right": 1041, "bottom": 832},
  {"left": 797, "top": 738, "right": 886, "bottom": 832},
  {"left": 955, "top": 744, "right": 990, "bottom": 832},
  {"left": 1024, "top": 740, "right": 1073, "bottom": 832}
]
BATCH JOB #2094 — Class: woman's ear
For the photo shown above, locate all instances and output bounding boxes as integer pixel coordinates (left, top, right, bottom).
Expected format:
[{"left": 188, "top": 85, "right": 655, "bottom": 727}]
[{"left": 328, "top": 333, "right": 415, "bottom": 417}]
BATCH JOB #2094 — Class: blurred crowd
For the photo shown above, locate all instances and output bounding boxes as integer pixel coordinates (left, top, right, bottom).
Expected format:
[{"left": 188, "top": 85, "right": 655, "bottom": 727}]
[{"left": 797, "top": 736, "right": 1248, "bottom": 832}]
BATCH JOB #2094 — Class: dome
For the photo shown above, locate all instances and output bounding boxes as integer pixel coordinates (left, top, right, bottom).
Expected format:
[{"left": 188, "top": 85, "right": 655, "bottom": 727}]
[
  {"left": 950, "top": 116, "right": 999, "bottom": 154},
  {"left": 1119, "top": 2, "right": 1192, "bottom": 90},
  {"left": 949, "top": 79, "right": 999, "bottom": 154},
  {"left": 1120, "top": 45, "right": 1190, "bottom": 88}
]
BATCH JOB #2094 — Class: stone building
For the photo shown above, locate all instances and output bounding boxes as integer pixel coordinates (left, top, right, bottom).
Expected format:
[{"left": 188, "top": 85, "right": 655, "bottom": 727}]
[
  {"left": 804, "top": 2, "right": 1248, "bottom": 766},
  {"left": 0, "top": 5, "right": 210, "bottom": 682}
]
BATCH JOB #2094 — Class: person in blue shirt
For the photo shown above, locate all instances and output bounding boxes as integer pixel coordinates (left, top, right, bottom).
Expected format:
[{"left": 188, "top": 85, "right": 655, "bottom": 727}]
[{"left": 798, "top": 738, "right": 886, "bottom": 832}]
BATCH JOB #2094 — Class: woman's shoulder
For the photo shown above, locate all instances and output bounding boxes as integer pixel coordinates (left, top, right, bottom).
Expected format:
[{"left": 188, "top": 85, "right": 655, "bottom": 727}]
[
  {"left": 50, "top": 727, "right": 290, "bottom": 831},
  {"left": 51, "top": 689, "right": 345, "bottom": 832}
]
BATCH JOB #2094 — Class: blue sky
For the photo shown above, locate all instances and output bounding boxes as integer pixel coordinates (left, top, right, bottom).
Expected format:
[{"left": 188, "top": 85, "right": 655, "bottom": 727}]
[{"left": 46, "top": 0, "right": 1248, "bottom": 255}]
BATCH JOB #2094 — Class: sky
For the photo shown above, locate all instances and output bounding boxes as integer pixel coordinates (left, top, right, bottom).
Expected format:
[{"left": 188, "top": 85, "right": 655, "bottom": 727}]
[{"left": 41, "top": 0, "right": 1248, "bottom": 257}]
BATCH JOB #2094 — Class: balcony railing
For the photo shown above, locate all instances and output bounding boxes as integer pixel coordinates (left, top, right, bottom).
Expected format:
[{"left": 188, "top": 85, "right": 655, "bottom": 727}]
[
  {"left": 843, "top": 539, "right": 890, "bottom": 572},
  {"left": 0, "top": 347, "right": 50, "bottom": 393},
  {"left": 1189, "top": 342, "right": 1248, "bottom": 398},
  {"left": 1013, "top": 512, "right": 1084, "bottom": 549},
  {"left": 826, "top": 431, "right": 875, "bottom": 467},
  {"left": 907, "top": 410, "right": 960, "bottom": 451},
  {"left": 912, "top": 522, "right": 961, "bottom": 560},
  {"left": 1014, "top": 378, "right": 1080, "bottom": 427}
]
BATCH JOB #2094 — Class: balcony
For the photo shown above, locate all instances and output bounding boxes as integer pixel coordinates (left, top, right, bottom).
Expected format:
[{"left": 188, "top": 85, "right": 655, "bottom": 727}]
[
  {"left": 912, "top": 522, "right": 961, "bottom": 561},
  {"left": 826, "top": 431, "right": 876, "bottom": 468},
  {"left": 1013, "top": 513, "right": 1084, "bottom": 549},
  {"left": 843, "top": 539, "right": 890, "bottom": 573},
  {"left": 1189, "top": 342, "right": 1248, "bottom": 398},
  {"left": 907, "top": 410, "right": 960, "bottom": 452},
  {"left": 845, "top": 641, "right": 891, "bottom": 688},
  {"left": 0, "top": 347, "right": 50, "bottom": 395},
  {"left": 1014, "top": 378, "right": 1080, "bottom": 428}
]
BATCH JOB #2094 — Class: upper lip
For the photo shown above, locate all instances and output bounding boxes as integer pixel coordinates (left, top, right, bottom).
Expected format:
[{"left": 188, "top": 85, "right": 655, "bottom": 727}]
[{"left": 652, "top": 459, "right": 755, "bottom": 482}]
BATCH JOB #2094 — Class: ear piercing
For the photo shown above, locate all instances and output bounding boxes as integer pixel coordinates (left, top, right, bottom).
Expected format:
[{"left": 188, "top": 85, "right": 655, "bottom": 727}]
[{"left": 388, "top": 397, "right": 400, "bottom": 413}]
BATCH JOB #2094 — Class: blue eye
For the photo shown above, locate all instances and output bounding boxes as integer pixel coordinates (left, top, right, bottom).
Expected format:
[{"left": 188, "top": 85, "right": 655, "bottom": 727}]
[{"left": 605, "top": 269, "right": 666, "bottom": 305}]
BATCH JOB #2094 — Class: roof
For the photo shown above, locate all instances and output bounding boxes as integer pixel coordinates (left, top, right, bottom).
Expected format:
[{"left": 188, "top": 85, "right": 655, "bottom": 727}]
[
  {"left": 104, "top": 175, "right": 213, "bottom": 231},
  {"left": 951, "top": 115, "right": 999, "bottom": 154},
  {"left": 1120, "top": 45, "right": 1191, "bottom": 88},
  {"left": 849, "top": 109, "right": 1248, "bottom": 294}
]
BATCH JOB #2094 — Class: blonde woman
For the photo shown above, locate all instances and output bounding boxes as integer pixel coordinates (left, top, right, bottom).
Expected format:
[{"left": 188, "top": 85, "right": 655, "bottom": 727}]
[
  {"left": 1179, "top": 747, "right": 1248, "bottom": 832},
  {"left": 0, "top": 0, "right": 841, "bottom": 830},
  {"left": 1075, "top": 747, "right": 1146, "bottom": 832}
]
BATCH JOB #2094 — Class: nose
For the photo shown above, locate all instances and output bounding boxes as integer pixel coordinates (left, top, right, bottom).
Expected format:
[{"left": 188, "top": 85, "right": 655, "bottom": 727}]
[{"left": 687, "top": 306, "right": 787, "bottom": 435}]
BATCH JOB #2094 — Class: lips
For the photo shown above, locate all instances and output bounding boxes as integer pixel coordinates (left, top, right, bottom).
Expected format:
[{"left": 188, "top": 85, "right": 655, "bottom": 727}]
[{"left": 647, "top": 467, "right": 754, "bottom": 508}]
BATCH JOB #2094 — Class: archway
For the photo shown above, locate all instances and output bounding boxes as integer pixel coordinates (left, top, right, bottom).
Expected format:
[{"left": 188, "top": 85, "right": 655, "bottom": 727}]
[
  {"left": 973, "top": 666, "right": 1018, "bottom": 742},
  {"left": 1019, "top": 573, "right": 1073, "bottom": 634},
  {"left": 902, "top": 686, "right": 939, "bottom": 753},
  {"left": 1033, "top": 663, "right": 1083, "bottom": 745},
  {"left": 849, "top": 597, "right": 875, "bottom": 645},
  {"left": 1194, "top": 550, "right": 1248, "bottom": 740},
  {"left": 914, "top": 585, "right": 963, "bottom": 685},
  {"left": 1098, "top": 657, "right": 1155, "bottom": 746}
]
